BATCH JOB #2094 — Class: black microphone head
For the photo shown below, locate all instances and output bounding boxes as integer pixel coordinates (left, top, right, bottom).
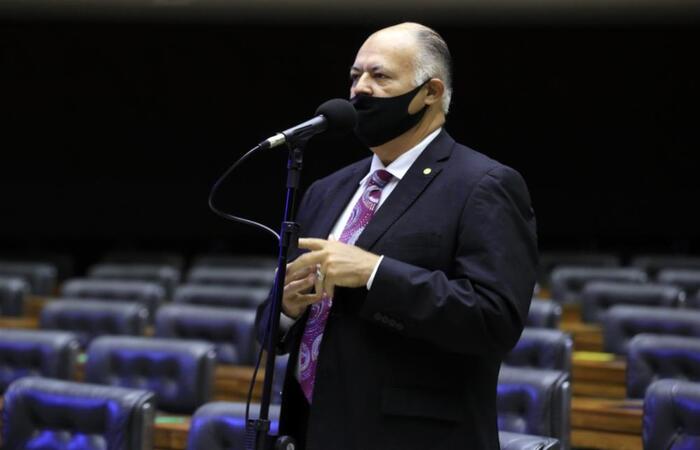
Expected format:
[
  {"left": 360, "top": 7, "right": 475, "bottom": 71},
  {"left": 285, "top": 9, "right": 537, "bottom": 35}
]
[{"left": 315, "top": 98, "right": 357, "bottom": 137}]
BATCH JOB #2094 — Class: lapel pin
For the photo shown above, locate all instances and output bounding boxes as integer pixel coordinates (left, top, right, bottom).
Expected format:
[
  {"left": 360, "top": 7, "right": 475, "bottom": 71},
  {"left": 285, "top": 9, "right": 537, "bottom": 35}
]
[{"left": 423, "top": 168, "right": 432, "bottom": 175}]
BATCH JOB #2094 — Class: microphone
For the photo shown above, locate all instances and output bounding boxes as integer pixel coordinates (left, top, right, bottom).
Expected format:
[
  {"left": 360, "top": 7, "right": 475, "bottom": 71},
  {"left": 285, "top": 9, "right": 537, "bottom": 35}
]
[{"left": 258, "top": 98, "right": 357, "bottom": 150}]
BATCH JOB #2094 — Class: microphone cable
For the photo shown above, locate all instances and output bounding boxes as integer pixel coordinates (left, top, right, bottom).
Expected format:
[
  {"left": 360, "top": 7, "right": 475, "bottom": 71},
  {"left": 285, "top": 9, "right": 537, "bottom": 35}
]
[{"left": 207, "top": 144, "right": 283, "bottom": 429}]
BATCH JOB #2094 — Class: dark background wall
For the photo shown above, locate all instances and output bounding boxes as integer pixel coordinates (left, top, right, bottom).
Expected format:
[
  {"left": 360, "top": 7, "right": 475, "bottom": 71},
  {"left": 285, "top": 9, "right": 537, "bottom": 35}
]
[{"left": 1, "top": 13, "right": 699, "bottom": 269}]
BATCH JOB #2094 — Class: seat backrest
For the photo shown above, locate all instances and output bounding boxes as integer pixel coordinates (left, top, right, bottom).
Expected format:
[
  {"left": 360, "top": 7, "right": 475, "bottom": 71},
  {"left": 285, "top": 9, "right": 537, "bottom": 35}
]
[
  {"left": 657, "top": 269, "right": 700, "bottom": 297},
  {"left": 0, "top": 261, "right": 57, "bottom": 295},
  {"left": 190, "top": 254, "right": 277, "bottom": 269},
  {"left": 60, "top": 278, "right": 166, "bottom": 318},
  {"left": 631, "top": 255, "right": 700, "bottom": 277},
  {"left": 581, "top": 281, "right": 685, "bottom": 323},
  {"left": 0, "top": 329, "right": 80, "bottom": 393},
  {"left": 549, "top": 267, "right": 647, "bottom": 303},
  {"left": 692, "top": 291, "right": 700, "bottom": 309},
  {"left": 85, "top": 336, "right": 216, "bottom": 414},
  {"left": 155, "top": 304, "right": 257, "bottom": 364},
  {"left": 626, "top": 334, "right": 700, "bottom": 399},
  {"left": 173, "top": 284, "right": 269, "bottom": 309},
  {"left": 186, "top": 266, "right": 275, "bottom": 288},
  {"left": 537, "top": 251, "right": 620, "bottom": 287},
  {"left": 527, "top": 300, "right": 562, "bottom": 329},
  {"left": 101, "top": 250, "right": 185, "bottom": 271},
  {"left": 187, "top": 401, "right": 280, "bottom": 450},
  {"left": 643, "top": 379, "right": 700, "bottom": 450},
  {"left": 497, "top": 366, "right": 571, "bottom": 450},
  {"left": 603, "top": 305, "right": 700, "bottom": 355},
  {"left": 40, "top": 299, "right": 149, "bottom": 347},
  {"left": 0, "top": 276, "right": 29, "bottom": 316},
  {"left": 2, "top": 376, "right": 155, "bottom": 450},
  {"left": 499, "top": 431, "right": 561, "bottom": 450},
  {"left": 503, "top": 328, "right": 573, "bottom": 373},
  {"left": 88, "top": 263, "right": 181, "bottom": 297}
]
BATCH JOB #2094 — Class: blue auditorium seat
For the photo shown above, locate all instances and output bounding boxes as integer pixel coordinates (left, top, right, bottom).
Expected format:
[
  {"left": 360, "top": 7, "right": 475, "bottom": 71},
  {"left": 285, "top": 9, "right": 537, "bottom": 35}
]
[
  {"left": 497, "top": 366, "right": 570, "bottom": 449},
  {"left": 581, "top": 281, "right": 685, "bottom": 323},
  {"left": 503, "top": 328, "right": 572, "bottom": 373},
  {"left": 0, "top": 329, "right": 80, "bottom": 392},
  {"left": 61, "top": 278, "right": 166, "bottom": 318},
  {"left": 85, "top": 336, "right": 216, "bottom": 414},
  {"left": 657, "top": 268, "right": 700, "bottom": 297},
  {"left": 603, "top": 305, "right": 700, "bottom": 355},
  {"left": 631, "top": 254, "right": 700, "bottom": 277},
  {"left": 549, "top": 266, "right": 647, "bottom": 303},
  {"left": 499, "top": 431, "right": 561, "bottom": 450},
  {"left": 0, "top": 276, "right": 29, "bottom": 316},
  {"left": 643, "top": 379, "right": 700, "bottom": 450},
  {"left": 101, "top": 250, "right": 185, "bottom": 271},
  {"left": 186, "top": 266, "right": 275, "bottom": 288},
  {"left": 527, "top": 300, "right": 562, "bottom": 329},
  {"left": 40, "top": 299, "right": 149, "bottom": 347},
  {"left": 537, "top": 251, "right": 620, "bottom": 287},
  {"left": 187, "top": 401, "right": 280, "bottom": 450},
  {"left": 626, "top": 334, "right": 700, "bottom": 398},
  {"left": 87, "top": 262, "right": 181, "bottom": 297},
  {"left": 173, "top": 284, "right": 269, "bottom": 309},
  {"left": 2, "top": 377, "right": 155, "bottom": 450},
  {"left": 191, "top": 254, "right": 277, "bottom": 269},
  {"left": 0, "top": 261, "right": 57, "bottom": 295},
  {"left": 155, "top": 303, "right": 257, "bottom": 365}
]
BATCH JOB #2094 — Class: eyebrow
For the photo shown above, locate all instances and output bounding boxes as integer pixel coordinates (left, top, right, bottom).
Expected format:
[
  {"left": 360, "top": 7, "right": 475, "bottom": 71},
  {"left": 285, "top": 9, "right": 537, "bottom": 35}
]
[{"left": 350, "top": 64, "right": 387, "bottom": 73}]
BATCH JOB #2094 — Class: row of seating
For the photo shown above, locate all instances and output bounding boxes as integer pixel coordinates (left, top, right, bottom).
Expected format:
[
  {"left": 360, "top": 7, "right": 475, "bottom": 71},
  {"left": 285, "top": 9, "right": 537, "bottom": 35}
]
[
  {"left": 549, "top": 266, "right": 700, "bottom": 304},
  {"left": 538, "top": 252, "right": 700, "bottom": 283},
  {"left": 0, "top": 255, "right": 277, "bottom": 296},
  {"left": 1, "top": 367, "right": 566, "bottom": 450},
  {"left": 1, "top": 277, "right": 270, "bottom": 317}
]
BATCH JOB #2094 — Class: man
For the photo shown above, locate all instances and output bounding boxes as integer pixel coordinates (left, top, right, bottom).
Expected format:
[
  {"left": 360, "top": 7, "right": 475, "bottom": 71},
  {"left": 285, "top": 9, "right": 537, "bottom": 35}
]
[{"left": 257, "top": 22, "right": 538, "bottom": 450}]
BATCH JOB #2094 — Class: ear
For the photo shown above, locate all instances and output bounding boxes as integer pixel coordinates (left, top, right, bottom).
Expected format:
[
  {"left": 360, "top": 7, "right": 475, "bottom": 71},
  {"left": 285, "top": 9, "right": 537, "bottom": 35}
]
[{"left": 424, "top": 78, "right": 445, "bottom": 106}]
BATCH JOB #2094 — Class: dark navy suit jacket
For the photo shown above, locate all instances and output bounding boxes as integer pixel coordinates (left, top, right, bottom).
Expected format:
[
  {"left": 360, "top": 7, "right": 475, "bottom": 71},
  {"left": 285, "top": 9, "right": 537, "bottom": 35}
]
[{"left": 257, "top": 130, "right": 538, "bottom": 450}]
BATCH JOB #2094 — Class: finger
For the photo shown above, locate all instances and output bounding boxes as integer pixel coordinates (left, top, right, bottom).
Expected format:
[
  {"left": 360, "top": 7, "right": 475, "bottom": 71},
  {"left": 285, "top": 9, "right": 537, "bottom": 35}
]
[
  {"left": 298, "top": 238, "right": 328, "bottom": 251},
  {"left": 288, "top": 250, "right": 327, "bottom": 273},
  {"left": 294, "top": 291, "right": 324, "bottom": 307},
  {"left": 285, "top": 265, "right": 315, "bottom": 283},
  {"left": 284, "top": 273, "right": 316, "bottom": 296}
]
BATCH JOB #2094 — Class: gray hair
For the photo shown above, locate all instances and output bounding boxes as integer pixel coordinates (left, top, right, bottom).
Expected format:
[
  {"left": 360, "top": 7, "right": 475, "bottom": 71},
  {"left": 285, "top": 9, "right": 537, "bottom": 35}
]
[{"left": 411, "top": 25, "right": 453, "bottom": 114}]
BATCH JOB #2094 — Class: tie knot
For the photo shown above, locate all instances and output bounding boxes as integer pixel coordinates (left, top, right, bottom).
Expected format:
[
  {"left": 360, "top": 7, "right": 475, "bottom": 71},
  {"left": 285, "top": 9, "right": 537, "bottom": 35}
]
[{"left": 369, "top": 169, "right": 393, "bottom": 189}]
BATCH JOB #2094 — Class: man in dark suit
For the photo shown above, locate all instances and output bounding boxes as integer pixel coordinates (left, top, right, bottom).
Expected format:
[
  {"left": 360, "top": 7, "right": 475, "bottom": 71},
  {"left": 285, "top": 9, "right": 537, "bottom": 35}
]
[{"left": 257, "top": 22, "right": 538, "bottom": 450}]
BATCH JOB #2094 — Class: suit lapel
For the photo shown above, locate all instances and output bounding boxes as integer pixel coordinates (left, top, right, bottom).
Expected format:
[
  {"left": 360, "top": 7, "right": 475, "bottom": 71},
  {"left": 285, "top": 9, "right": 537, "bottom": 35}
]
[
  {"left": 306, "top": 159, "right": 370, "bottom": 239},
  {"left": 354, "top": 130, "right": 456, "bottom": 251}
]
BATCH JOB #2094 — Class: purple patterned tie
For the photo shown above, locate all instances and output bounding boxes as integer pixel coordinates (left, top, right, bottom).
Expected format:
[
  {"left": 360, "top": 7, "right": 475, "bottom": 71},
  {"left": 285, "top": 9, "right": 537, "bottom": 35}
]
[{"left": 298, "top": 169, "right": 394, "bottom": 403}]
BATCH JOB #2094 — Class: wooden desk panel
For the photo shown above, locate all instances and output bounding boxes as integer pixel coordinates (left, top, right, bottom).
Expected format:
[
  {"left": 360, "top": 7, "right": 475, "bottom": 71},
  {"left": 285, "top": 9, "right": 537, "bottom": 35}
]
[
  {"left": 573, "top": 352, "right": 627, "bottom": 399},
  {"left": 561, "top": 321, "right": 604, "bottom": 352},
  {"left": 571, "top": 397, "right": 643, "bottom": 450},
  {"left": 0, "top": 316, "right": 38, "bottom": 329}
]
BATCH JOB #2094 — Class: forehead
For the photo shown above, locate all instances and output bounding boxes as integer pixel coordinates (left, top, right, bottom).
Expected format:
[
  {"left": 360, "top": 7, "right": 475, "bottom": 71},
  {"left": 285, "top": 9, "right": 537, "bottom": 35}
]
[{"left": 352, "top": 30, "right": 418, "bottom": 74}]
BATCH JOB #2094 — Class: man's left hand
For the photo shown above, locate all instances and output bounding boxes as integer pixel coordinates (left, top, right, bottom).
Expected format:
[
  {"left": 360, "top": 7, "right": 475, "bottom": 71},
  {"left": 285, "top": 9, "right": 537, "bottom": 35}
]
[{"left": 288, "top": 238, "right": 381, "bottom": 299}]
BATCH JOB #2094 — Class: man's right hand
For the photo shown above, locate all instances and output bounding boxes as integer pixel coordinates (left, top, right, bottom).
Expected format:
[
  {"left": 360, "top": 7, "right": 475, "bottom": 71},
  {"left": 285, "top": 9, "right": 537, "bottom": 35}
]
[{"left": 281, "top": 264, "right": 324, "bottom": 319}]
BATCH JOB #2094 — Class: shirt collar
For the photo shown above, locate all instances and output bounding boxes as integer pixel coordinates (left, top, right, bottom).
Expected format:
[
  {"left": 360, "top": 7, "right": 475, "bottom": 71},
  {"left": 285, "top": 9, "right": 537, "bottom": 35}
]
[{"left": 360, "top": 127, "right": 442, "bottom": 185}]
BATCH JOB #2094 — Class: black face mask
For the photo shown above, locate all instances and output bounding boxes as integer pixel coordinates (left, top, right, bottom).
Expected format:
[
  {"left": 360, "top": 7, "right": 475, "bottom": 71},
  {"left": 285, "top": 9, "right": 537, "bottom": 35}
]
[{"left": 351, "top": 81, "right": 429, "bottom": 147}]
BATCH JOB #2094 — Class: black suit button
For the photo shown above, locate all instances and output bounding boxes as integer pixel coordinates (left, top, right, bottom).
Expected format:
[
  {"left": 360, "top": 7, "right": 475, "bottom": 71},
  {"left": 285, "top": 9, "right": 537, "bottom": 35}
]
[
  {"left": 396, "top": 323, "right": 405, "bottom": 331},
  {"left": 373, "top": 312, "right": 382, "bottom": 321}
]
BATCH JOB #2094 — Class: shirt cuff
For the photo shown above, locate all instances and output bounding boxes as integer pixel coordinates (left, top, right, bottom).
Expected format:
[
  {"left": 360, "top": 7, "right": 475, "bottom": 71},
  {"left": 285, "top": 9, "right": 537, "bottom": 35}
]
[
  {"left": 366, "top": 255, "right": 384, "bottom": 290},
  {"left": 279, "top": 310, "right": 298, "bottom": 332}
]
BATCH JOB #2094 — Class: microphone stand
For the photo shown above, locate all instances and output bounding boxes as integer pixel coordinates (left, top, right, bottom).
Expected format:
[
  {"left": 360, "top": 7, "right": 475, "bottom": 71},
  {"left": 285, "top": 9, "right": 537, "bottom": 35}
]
[{"left": 247, "top": 140, "right": 305, "bottom": 450}]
